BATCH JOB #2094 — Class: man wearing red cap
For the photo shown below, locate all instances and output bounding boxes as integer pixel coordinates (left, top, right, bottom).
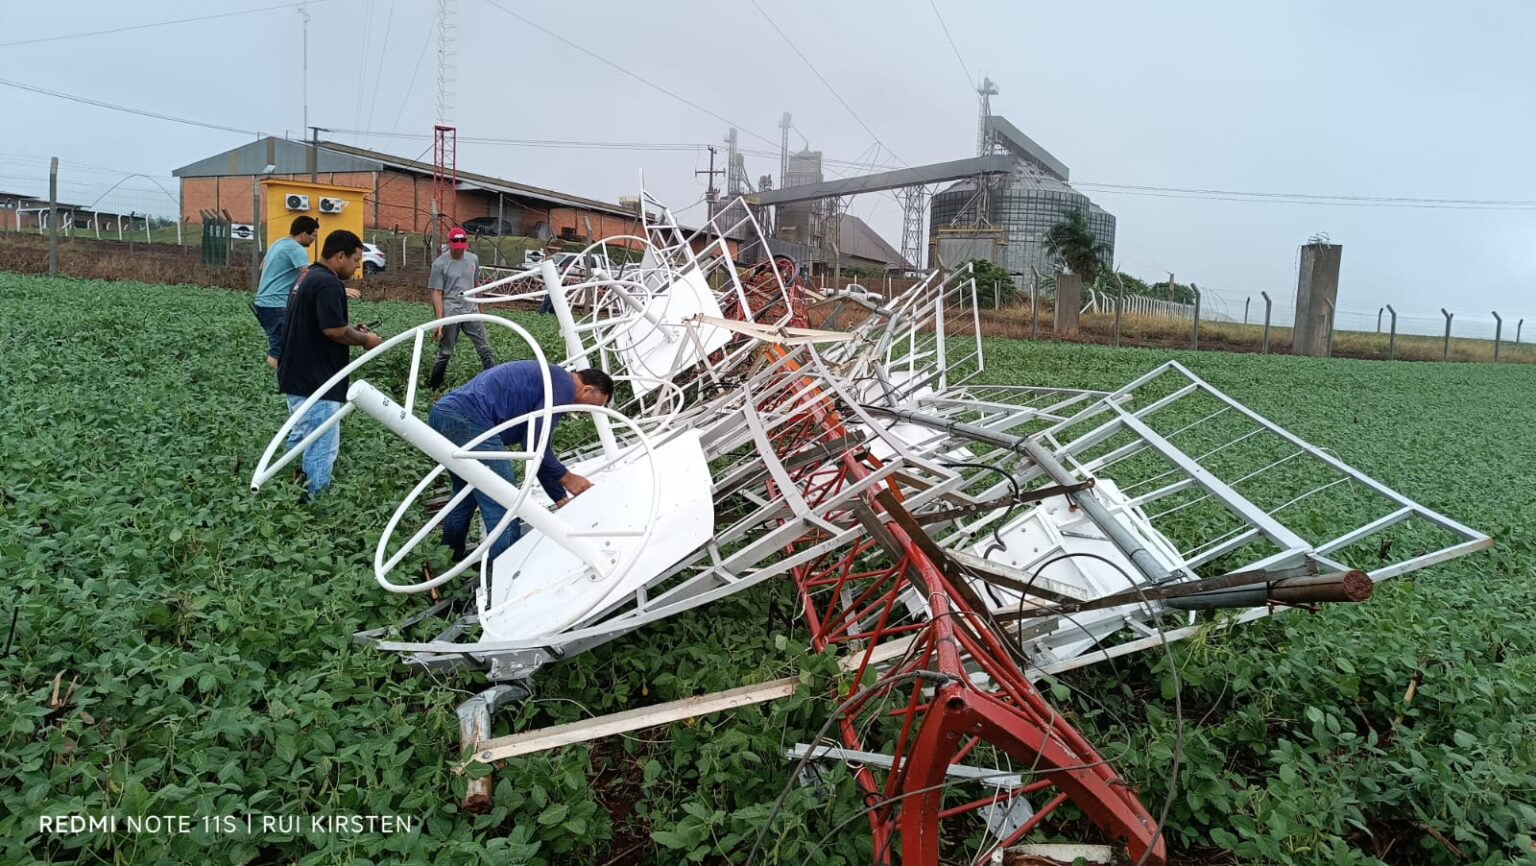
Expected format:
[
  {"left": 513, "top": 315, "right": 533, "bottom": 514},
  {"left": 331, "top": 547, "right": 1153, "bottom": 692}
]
[{"left": 427, "top": 227, "right": 496, "bottom": 389}]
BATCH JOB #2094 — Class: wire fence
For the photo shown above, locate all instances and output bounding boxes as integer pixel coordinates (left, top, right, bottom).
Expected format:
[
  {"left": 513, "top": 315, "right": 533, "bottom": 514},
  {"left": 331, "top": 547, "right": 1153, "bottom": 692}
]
[
  {"left": 3, "top": 156, "right": 1532, "bottom": 363},
  {"left": 0, "top": 158, "right": 181, "bottom": 241},
  {"left": 980, "top": 280, "right": 1536, "bottom": 364}
]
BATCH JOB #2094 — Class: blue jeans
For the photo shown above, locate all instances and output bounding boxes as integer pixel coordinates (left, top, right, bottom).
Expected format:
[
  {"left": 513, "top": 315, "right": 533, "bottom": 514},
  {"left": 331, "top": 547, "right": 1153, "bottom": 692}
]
[
  {"left": 537, "top": 293, "right": 555, "bottom": 315},
  {"left": 284, "top": 395, "right": 342, "bottom": 497},
  {"left": 429, "top": 403, "right": 523, "bottom": 562},
  {"left": 252, "top": 304, "right": 286, "bottom": 360}
]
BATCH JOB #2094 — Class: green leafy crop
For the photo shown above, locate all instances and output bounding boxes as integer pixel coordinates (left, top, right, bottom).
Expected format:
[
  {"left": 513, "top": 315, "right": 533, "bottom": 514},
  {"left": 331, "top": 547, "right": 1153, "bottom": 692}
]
[{"left": 1, "top": 274, "right": 1532, "bottom": 865}]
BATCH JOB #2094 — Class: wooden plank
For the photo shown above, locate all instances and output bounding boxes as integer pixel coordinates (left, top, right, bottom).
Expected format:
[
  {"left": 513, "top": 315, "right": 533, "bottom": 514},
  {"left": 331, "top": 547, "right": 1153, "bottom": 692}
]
[
  {"left": 474, "top": 678, "right": 799, "bottom": 762},
  {"left": 473, "top": 635, "right": 919, "bottom": 763},
  {"left": 690, "top": 315, "right": 858, "bottom": 345}
]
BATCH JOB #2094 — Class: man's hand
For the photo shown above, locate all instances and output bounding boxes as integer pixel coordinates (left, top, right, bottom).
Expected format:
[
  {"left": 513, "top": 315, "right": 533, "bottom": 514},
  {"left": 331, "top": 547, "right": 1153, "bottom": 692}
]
[
  {"left": 560, "top": 472, "right": 593, "bottom": 497},
  {"left": 345, "top": 287, "right": 363, "bottom": 300},
  {"left": 356, "top": 324, "right": 383, "bottom": 350},
  {"left": 432, "top": 326, "right": 444, "bottom": 342}
]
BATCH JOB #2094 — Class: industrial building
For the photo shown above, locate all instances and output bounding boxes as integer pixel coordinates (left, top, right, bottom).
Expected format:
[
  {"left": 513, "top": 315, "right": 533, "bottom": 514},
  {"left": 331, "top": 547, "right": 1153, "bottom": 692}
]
[
  {"left": 750, "top": 109, "right": 1111, "bottom": 280},
  {"left": 171, "top": 137, "right": 647, "bottom": 244},
  {"left": 929, "top": 116, "right": 1115, "bottom": 277},
  {"left": 0, "top": 190, "right": 149, "bottom": 235}
]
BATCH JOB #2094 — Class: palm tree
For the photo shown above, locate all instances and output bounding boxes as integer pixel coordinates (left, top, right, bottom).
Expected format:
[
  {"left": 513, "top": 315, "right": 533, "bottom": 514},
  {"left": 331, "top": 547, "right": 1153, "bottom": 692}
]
[{"left": 1043, "top": 209, "right": 1112, "bottom": 283}]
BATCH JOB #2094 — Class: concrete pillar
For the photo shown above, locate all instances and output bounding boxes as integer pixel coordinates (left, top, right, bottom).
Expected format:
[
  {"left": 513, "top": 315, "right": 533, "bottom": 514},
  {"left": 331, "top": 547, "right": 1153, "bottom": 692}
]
[
  {"left": 1292, "top": 243, "right": 1343, "bottom": 357},
  {"left": 1055, "top": 273, "right": 1083, "bottom": 336}
]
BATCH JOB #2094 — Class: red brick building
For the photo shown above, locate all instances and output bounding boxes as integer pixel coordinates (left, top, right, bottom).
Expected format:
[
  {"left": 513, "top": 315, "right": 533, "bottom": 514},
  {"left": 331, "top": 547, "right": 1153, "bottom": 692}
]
[{"left": 172, "top": 137, "right": 648, "bottom": 243}]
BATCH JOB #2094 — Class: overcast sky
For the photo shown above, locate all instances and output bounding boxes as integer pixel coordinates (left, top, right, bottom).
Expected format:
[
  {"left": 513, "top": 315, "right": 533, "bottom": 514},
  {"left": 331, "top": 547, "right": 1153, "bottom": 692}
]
[{"left": 3, "top": 0, "right": 1535, "bottom": 335}]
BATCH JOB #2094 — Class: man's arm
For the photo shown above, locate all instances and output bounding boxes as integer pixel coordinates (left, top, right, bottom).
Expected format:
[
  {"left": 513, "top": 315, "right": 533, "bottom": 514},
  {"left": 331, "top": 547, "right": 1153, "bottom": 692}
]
[
  {"left": 533, "top": 422, "right": 593, "bottom": 502},
  {"left": 530, "top": 408, "right": 569, "bottom": 499},
  {"left": 322, "top": 323, "right": 381, "bottom": 349}
]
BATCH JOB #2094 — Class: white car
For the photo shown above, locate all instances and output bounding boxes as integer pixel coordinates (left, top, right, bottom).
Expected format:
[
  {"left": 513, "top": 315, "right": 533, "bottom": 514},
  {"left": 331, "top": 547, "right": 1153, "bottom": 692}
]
[
  {"left": 362, "top": 243, "right": 387, "bottom": 275},
  {"left": 842, "top": 283, "right": 883, "bottom": 301}
]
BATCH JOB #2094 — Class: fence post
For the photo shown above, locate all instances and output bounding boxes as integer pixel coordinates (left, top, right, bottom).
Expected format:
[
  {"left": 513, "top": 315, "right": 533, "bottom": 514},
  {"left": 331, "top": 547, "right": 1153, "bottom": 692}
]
[
  {"left": 1113, "top": 292, "right": 1123, "bottom": 347},
  {"left": 1386, "top": 305, "right": 1398, "bottom": 360},
  {"left": 1243, "top": 296, "right": 1250, "bottom": 325},
  {"left": 47, "top": 157, "right": 58, "bottom": 276},
  {"left": 1190, "top": 283, "right": 1201, "bottom": 350},
  {"left": 1323, "top": 298, "right": 1336, "bottom": 358},
  {"left": 1029, "top": 266, "right": 1040, "bottom": 341},
  {"left": 251, "top": 184, "right": 262, "bottom": 290},
  {"left": 177, "top": 217, "right": 183, "bottom": 246},
  {"left": 1376, "top": 306, "right": 1383, "bottom": 334},
  {"left": 1261, "top": 291, "right": 1272, "bottom": 354},
  {"left": 1440, "top": 308, "right": 1452, "bottom": 362},
  {"left": 143, "top": 214, "right": 151, "bottom": 244},
  {"left": 1492, "top": 311, "right": 1502, "bottom": 363},
  {"left": 1517, "top": 318, "right": 1524, "bottom": 347}
]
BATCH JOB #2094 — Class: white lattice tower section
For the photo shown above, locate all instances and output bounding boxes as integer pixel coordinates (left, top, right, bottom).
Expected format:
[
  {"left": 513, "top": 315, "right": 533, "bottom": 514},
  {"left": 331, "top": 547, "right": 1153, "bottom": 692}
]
[{"left": 436, "top": 0, "right": 457, "bottom": 125}]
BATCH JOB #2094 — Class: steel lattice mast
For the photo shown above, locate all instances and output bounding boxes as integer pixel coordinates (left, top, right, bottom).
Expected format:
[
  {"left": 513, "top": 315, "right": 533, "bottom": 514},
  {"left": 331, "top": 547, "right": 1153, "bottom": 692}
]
[{"left": 754, "top": 347, "right": 1164, "bottom": 864}]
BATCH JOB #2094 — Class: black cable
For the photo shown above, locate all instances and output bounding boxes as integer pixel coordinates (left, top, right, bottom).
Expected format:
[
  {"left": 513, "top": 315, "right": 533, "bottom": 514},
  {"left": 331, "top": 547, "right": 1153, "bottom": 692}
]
[
  {"left": 927, "top": 0, "right": 979, "bottom": 95},
  {"left": 742, "top": 670, "right": 958, "bottom": 866},
  {"left": 741, "top": 596, "right": 1150, "bottom": 866},
  {"left": 387, "top": 7, "right": 437, "bottom": 136},
  {"left": 0, "top": 77, "right": 257, "bottom": 136},
  {"left": 1015, "top": 550, "right": 1183, "bottom": 866},
  {"left": 1, "top": 602, "right": 19, "bottom": 658},
  {"left": 940, "top": 461, "right": 1019, "bottom": 561},
  {"left": 746, "top": 0, "right": 905, "bottom": 168}
]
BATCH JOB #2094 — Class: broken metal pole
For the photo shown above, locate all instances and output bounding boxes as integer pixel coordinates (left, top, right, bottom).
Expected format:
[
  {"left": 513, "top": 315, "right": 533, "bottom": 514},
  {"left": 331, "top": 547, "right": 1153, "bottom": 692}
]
[
  {"left": 1165, "top": 570, "right": 1372, "bottom": 611},
  {"left": 456, "top": 684, "right": 528, "bottom": 812}
]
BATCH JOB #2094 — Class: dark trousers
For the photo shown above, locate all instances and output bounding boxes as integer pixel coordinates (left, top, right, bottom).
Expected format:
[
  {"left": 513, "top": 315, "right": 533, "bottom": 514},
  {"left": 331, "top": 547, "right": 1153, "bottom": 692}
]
[
  {"left": 428, "top": 402, "right": 523, "bottom": 562},
  {"left": 428, "top": 319, "right": 495, "bottom": 388}
]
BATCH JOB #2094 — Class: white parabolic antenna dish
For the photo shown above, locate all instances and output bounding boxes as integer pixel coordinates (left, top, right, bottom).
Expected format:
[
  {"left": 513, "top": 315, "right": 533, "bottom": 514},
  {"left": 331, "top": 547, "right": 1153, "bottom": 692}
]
[{"left": 479, "top": 430, "right": 715, "bottom": 641}]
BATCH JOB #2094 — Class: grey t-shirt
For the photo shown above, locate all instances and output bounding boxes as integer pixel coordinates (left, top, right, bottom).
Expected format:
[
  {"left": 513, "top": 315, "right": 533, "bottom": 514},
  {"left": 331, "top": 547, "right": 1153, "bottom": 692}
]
[{"left": 429, "top": 251, "right": 479, "bottom": 313}]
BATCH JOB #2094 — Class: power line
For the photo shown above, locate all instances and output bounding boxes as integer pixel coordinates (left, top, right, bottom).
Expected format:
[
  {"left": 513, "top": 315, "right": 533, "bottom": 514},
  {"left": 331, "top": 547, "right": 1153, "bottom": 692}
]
[
  {"left": 0, "top": 0, "right": 330, "bottom": 49},
  {"left": 747, "top": 0, "right": 905, "bottom": 167},
  {"left": 7, "top": 72, "right": 1533, "bottom": 217},
  {"left": 353, "top": 1, "right": 377, "bottom": 133},
  {"left": 390, "top": 6, "right": 438, "bottom": 134},
  {"left": 0, "top": 76, "right": 258, "bottom": 136},
  {"left": 477, "top": 0, "right": 779, "bottom": 148},
  {"left": 927, "top": 0, "right": 977, "bottom": 96},
  {"left": 362, "top": 0, "right": 398, "bottom": 148},
  {"left": 326, "top": 128, "right": 706, "bottom": 152},
  {"left": 1076, "top": 182, "right": 1536, "bottom": 210}
]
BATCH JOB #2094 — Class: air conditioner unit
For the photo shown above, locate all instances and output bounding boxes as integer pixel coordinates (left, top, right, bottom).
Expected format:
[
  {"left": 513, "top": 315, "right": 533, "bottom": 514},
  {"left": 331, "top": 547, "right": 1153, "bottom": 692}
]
[
  {"left": 318, "top": 197, "right": 347, "bottom": 214},
  {"left": 284, "top": 194, "right": 310, "bottom": 211}
]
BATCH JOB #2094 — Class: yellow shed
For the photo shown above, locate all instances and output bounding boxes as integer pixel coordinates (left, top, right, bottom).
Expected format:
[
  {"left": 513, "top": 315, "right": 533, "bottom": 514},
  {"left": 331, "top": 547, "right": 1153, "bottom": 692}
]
[{"left": 259, "top": 178, "right": 369, "bottom": 264}]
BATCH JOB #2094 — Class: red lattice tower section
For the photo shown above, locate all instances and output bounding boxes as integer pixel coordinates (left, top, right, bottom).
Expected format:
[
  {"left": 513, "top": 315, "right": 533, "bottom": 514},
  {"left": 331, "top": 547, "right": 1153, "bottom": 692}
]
[
  {"left": 432, "top": 124, "right": 458, "bottom": 246},
  {"left": 728, "top": 255, "right": 810, "bottom": 329},
  {"left": 759, "top": 348, "right": 1165, "bottom": 865}
]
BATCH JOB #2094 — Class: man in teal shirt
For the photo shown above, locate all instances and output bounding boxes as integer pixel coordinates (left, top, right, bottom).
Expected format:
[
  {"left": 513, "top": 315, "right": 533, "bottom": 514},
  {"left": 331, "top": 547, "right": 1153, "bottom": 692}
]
[{"left": 253, "top": 216, "right": 322, "bottom": 369}]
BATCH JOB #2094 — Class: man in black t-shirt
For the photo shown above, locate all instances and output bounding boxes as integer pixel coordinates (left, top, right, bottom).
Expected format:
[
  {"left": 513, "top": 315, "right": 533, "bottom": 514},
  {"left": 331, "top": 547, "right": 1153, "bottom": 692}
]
[{"left": 277, "top": 230, "right": 382, "bottom": 497}]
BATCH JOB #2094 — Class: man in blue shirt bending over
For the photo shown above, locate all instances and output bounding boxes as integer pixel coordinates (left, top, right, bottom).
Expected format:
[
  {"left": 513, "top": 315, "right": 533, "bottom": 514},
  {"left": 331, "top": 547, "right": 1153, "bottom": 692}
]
[{"left": 428, "top": 362, "right": 614, "bottom": 562}]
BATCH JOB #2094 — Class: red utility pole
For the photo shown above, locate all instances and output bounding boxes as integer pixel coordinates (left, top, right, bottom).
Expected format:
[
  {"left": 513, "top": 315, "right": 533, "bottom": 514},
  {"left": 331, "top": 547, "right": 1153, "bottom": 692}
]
[{"left": 432, "top": 125, "right": 458, "bottom": 246}]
